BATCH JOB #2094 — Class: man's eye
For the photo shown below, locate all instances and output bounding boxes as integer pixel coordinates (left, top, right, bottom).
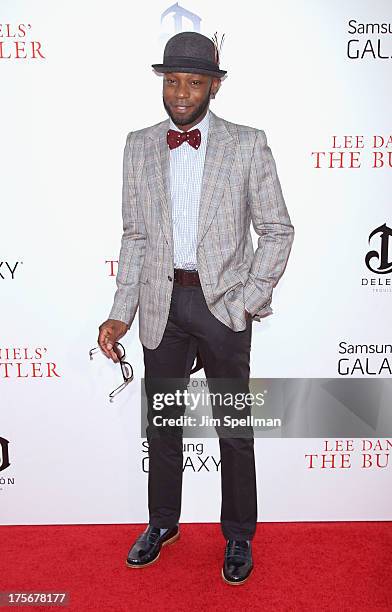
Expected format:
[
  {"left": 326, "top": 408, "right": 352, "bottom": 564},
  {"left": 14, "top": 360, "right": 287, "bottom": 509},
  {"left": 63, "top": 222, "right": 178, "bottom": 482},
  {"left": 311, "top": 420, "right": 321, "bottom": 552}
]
[{"left": 192, "top": 81, "right": 201, "bottom": 85}]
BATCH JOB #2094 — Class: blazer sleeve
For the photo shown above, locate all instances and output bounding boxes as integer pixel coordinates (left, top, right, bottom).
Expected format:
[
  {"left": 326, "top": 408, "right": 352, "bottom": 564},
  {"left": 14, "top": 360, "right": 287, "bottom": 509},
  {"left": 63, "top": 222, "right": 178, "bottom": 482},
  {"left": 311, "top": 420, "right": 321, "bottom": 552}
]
[
  {"left": 243, "top": 129, "right": 294, "bottom": 318},
  {"left": 108, "top": 132, "right": 147, "bottom": 327}
]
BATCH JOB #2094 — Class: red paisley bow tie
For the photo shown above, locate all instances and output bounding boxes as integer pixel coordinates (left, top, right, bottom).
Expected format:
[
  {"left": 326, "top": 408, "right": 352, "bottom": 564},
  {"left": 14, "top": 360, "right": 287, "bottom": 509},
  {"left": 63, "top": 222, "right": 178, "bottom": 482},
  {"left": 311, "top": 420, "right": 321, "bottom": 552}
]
[{"left": 167, "top": 128, "right": 201, "bottom": 150}]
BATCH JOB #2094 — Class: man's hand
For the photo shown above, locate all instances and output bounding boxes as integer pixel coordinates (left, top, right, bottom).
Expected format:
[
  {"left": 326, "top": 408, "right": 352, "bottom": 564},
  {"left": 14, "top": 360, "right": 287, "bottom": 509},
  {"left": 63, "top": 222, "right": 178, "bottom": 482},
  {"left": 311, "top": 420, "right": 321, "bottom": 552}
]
[
  {"left": 245, "top": 309, "right": 253, "bottom": 321},
  {"left": 98, "top": 319, "right": 129, "bottom": 363}
]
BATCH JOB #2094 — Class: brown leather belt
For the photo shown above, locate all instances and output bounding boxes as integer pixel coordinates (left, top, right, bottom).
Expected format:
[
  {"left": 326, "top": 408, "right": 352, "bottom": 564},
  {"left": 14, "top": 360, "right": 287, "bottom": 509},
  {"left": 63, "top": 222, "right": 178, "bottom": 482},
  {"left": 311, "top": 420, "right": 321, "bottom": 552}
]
[{"left": 174, "top": 268, "right": 201, "bottom": 287}]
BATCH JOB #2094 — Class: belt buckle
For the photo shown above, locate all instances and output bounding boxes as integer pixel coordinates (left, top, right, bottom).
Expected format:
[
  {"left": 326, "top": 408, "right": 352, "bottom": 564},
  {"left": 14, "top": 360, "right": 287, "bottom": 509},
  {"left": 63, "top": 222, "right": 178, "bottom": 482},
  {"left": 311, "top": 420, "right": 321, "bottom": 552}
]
[
  {"left": 185, "top": 269, "right": 195, "bottom": 286},
  {"left": 174, "top": 268, "right": 198, "bottom": 286},
  {"left": 190, "top": 269, "right": 200, "bottom": 286}
]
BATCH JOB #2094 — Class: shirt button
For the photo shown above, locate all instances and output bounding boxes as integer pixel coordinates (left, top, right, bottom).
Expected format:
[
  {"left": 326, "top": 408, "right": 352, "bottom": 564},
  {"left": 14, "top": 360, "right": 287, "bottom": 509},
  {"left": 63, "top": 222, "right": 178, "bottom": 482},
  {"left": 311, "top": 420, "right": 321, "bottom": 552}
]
[{"left": 168, "top": 275, "right": 173, "bottom": 282}]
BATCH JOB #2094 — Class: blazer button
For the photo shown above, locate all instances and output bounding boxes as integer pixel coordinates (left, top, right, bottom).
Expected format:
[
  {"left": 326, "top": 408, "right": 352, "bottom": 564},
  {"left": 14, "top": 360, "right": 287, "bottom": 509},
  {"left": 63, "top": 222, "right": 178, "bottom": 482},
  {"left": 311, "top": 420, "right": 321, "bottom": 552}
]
[{"left": 168, "top": 275, "right": 173, "bottom": 282}]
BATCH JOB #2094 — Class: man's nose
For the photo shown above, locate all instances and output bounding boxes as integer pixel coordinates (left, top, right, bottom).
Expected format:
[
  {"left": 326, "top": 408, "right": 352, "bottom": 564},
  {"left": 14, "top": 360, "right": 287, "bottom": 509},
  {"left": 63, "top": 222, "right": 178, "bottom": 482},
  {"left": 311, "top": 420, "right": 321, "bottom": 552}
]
[{"left": 176, "top": 83, "right": 190, "bottom": 98}]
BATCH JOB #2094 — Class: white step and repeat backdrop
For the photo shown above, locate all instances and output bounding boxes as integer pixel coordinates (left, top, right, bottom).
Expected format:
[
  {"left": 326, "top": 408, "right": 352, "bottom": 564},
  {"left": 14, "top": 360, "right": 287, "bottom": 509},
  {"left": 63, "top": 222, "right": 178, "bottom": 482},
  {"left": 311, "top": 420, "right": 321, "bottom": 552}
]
[{"left": 1, "top": 0, "right": 392, "bottom": 524}]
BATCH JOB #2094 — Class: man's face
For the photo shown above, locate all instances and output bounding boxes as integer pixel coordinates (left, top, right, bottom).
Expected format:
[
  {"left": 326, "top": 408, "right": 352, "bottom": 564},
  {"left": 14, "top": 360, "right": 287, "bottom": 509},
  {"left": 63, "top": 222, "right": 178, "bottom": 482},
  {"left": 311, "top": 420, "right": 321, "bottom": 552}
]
[{"left": 162, "top": 72, "right": 220, "bottom": 130}]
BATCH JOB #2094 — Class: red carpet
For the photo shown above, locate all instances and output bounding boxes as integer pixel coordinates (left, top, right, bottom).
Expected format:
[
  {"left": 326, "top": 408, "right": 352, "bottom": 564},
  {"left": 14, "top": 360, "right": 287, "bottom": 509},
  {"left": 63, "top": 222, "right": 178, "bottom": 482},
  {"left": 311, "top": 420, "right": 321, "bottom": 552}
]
[{"left": 0, "top": 522, "right": 391, "bottom": 611}]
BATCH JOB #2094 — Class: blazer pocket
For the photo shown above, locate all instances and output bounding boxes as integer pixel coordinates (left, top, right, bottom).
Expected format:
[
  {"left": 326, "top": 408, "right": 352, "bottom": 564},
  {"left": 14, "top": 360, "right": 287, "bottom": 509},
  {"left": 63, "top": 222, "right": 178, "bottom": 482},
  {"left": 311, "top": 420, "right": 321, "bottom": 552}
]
[
  {"left": 231, "top": 268, "right": 249, "bottom": 286},
  {"left": 220, "top": 268, "right": 248, "bottom": 292},
  {"left": 227, "top": 171, "right": 245, "bottom": 191}
]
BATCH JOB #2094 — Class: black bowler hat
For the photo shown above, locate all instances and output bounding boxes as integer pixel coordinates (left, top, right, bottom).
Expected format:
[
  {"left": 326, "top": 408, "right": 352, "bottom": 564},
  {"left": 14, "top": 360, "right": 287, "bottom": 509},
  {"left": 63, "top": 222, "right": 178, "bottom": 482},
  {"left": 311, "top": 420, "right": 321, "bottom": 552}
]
[{"left": 152, "top": 31, "right": 227, "bottom": 78}]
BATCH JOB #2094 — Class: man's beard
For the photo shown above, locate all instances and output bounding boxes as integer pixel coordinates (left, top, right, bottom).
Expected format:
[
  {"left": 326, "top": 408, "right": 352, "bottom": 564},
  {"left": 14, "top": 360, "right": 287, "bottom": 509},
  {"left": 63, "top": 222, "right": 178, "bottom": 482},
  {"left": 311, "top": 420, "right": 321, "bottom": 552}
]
[{"left": 163, "top": 83, "right": 212, "bottom": 127}]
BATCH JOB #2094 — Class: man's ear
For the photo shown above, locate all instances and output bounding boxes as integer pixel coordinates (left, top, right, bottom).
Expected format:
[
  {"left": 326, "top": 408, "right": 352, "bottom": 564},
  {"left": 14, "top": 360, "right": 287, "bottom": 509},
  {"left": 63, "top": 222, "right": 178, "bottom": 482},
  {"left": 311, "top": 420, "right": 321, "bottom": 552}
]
[{"left": 211, "top": 77, "right": 221, "bottom": 98}]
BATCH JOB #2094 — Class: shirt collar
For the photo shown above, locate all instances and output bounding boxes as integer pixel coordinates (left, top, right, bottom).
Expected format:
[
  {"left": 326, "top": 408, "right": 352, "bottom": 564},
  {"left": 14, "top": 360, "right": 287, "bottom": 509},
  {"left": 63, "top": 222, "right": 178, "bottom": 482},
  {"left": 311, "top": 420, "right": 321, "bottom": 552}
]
[{"left": 169, "top": 108, "right": 210, "bottom": 138}]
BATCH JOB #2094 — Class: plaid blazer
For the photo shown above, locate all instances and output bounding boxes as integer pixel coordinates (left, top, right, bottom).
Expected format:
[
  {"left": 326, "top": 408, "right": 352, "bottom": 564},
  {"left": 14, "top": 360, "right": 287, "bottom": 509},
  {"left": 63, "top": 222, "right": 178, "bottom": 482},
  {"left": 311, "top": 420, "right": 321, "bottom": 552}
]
[{"left": 108, "top": 110, "right": 294, "bottom": 350}]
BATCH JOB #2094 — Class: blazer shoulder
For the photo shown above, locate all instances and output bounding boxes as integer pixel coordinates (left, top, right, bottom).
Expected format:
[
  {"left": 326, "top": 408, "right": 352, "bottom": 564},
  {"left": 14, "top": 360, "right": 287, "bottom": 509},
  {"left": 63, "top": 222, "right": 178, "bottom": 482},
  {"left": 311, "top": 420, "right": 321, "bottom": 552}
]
[
  {"left": 220, "top": 116, "right": 266, "bottom": 148},
  {"left": 124, "top": 117, "right": 168, "bottom": 143}
]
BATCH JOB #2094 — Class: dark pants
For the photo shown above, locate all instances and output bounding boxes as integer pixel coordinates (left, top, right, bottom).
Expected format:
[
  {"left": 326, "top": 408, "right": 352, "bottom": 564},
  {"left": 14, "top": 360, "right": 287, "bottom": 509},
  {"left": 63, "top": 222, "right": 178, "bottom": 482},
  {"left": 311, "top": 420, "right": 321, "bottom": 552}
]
[{"left": 142, "top": 281, "right": 257, "bottom": 541}]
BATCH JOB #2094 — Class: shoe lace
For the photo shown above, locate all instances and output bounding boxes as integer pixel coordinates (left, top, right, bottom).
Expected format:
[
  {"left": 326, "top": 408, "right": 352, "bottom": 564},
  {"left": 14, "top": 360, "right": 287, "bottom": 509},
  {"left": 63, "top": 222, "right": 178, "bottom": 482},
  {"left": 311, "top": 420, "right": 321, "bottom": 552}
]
[
  {"left": 226, "top": 540, "right": 249, "bottom": 561},
  {"left": 145, "top": 527, "right": 162, "bottom": 545}
]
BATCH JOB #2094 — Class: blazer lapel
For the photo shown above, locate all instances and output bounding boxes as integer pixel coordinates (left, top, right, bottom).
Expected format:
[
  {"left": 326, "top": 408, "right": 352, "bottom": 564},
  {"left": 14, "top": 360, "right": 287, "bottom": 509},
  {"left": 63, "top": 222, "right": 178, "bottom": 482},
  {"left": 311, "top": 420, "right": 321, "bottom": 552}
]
[
  {"left": 197, "top": 110, "right": 235, "bottom": 245},
  {"left": 145, "top": 110, "right": 235, "bottom": 253},
  {"left": 145, "top": 118, "right": 172, "bottom": 248}
]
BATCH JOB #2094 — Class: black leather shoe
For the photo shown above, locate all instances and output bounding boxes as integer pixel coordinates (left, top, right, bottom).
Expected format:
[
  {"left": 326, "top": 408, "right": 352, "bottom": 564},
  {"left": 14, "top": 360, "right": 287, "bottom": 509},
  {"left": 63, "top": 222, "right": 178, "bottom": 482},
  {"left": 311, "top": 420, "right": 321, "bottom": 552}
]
[
  {"left": 125, "top": 524, "right": 180, "bottom": 568},
  {"left": 222, "top": 539, "right": 253, "bottom": 585}
]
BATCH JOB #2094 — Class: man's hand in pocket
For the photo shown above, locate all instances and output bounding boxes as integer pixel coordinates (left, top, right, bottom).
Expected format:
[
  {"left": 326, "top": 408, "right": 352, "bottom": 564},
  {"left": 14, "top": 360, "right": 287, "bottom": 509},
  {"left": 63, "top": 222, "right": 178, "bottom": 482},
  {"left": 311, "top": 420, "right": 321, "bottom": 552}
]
[{"left": 245, "top": 309, "right": 253, "bottom": 321}]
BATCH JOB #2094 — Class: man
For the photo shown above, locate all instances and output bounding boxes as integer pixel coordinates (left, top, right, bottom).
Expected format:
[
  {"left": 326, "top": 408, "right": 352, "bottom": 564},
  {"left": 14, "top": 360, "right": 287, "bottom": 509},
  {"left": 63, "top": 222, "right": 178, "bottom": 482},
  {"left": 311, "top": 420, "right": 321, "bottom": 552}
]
[{"left": 98, "top": 31, "right": 294, "bottom": 585}]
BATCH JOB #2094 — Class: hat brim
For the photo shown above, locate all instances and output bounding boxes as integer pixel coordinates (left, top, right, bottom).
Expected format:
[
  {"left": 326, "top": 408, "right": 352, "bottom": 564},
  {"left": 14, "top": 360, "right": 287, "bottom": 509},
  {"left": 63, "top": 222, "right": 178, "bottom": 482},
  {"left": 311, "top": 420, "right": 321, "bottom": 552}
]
[{"left": 151, "top": 64, "right": 227, "bottom": 78}]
